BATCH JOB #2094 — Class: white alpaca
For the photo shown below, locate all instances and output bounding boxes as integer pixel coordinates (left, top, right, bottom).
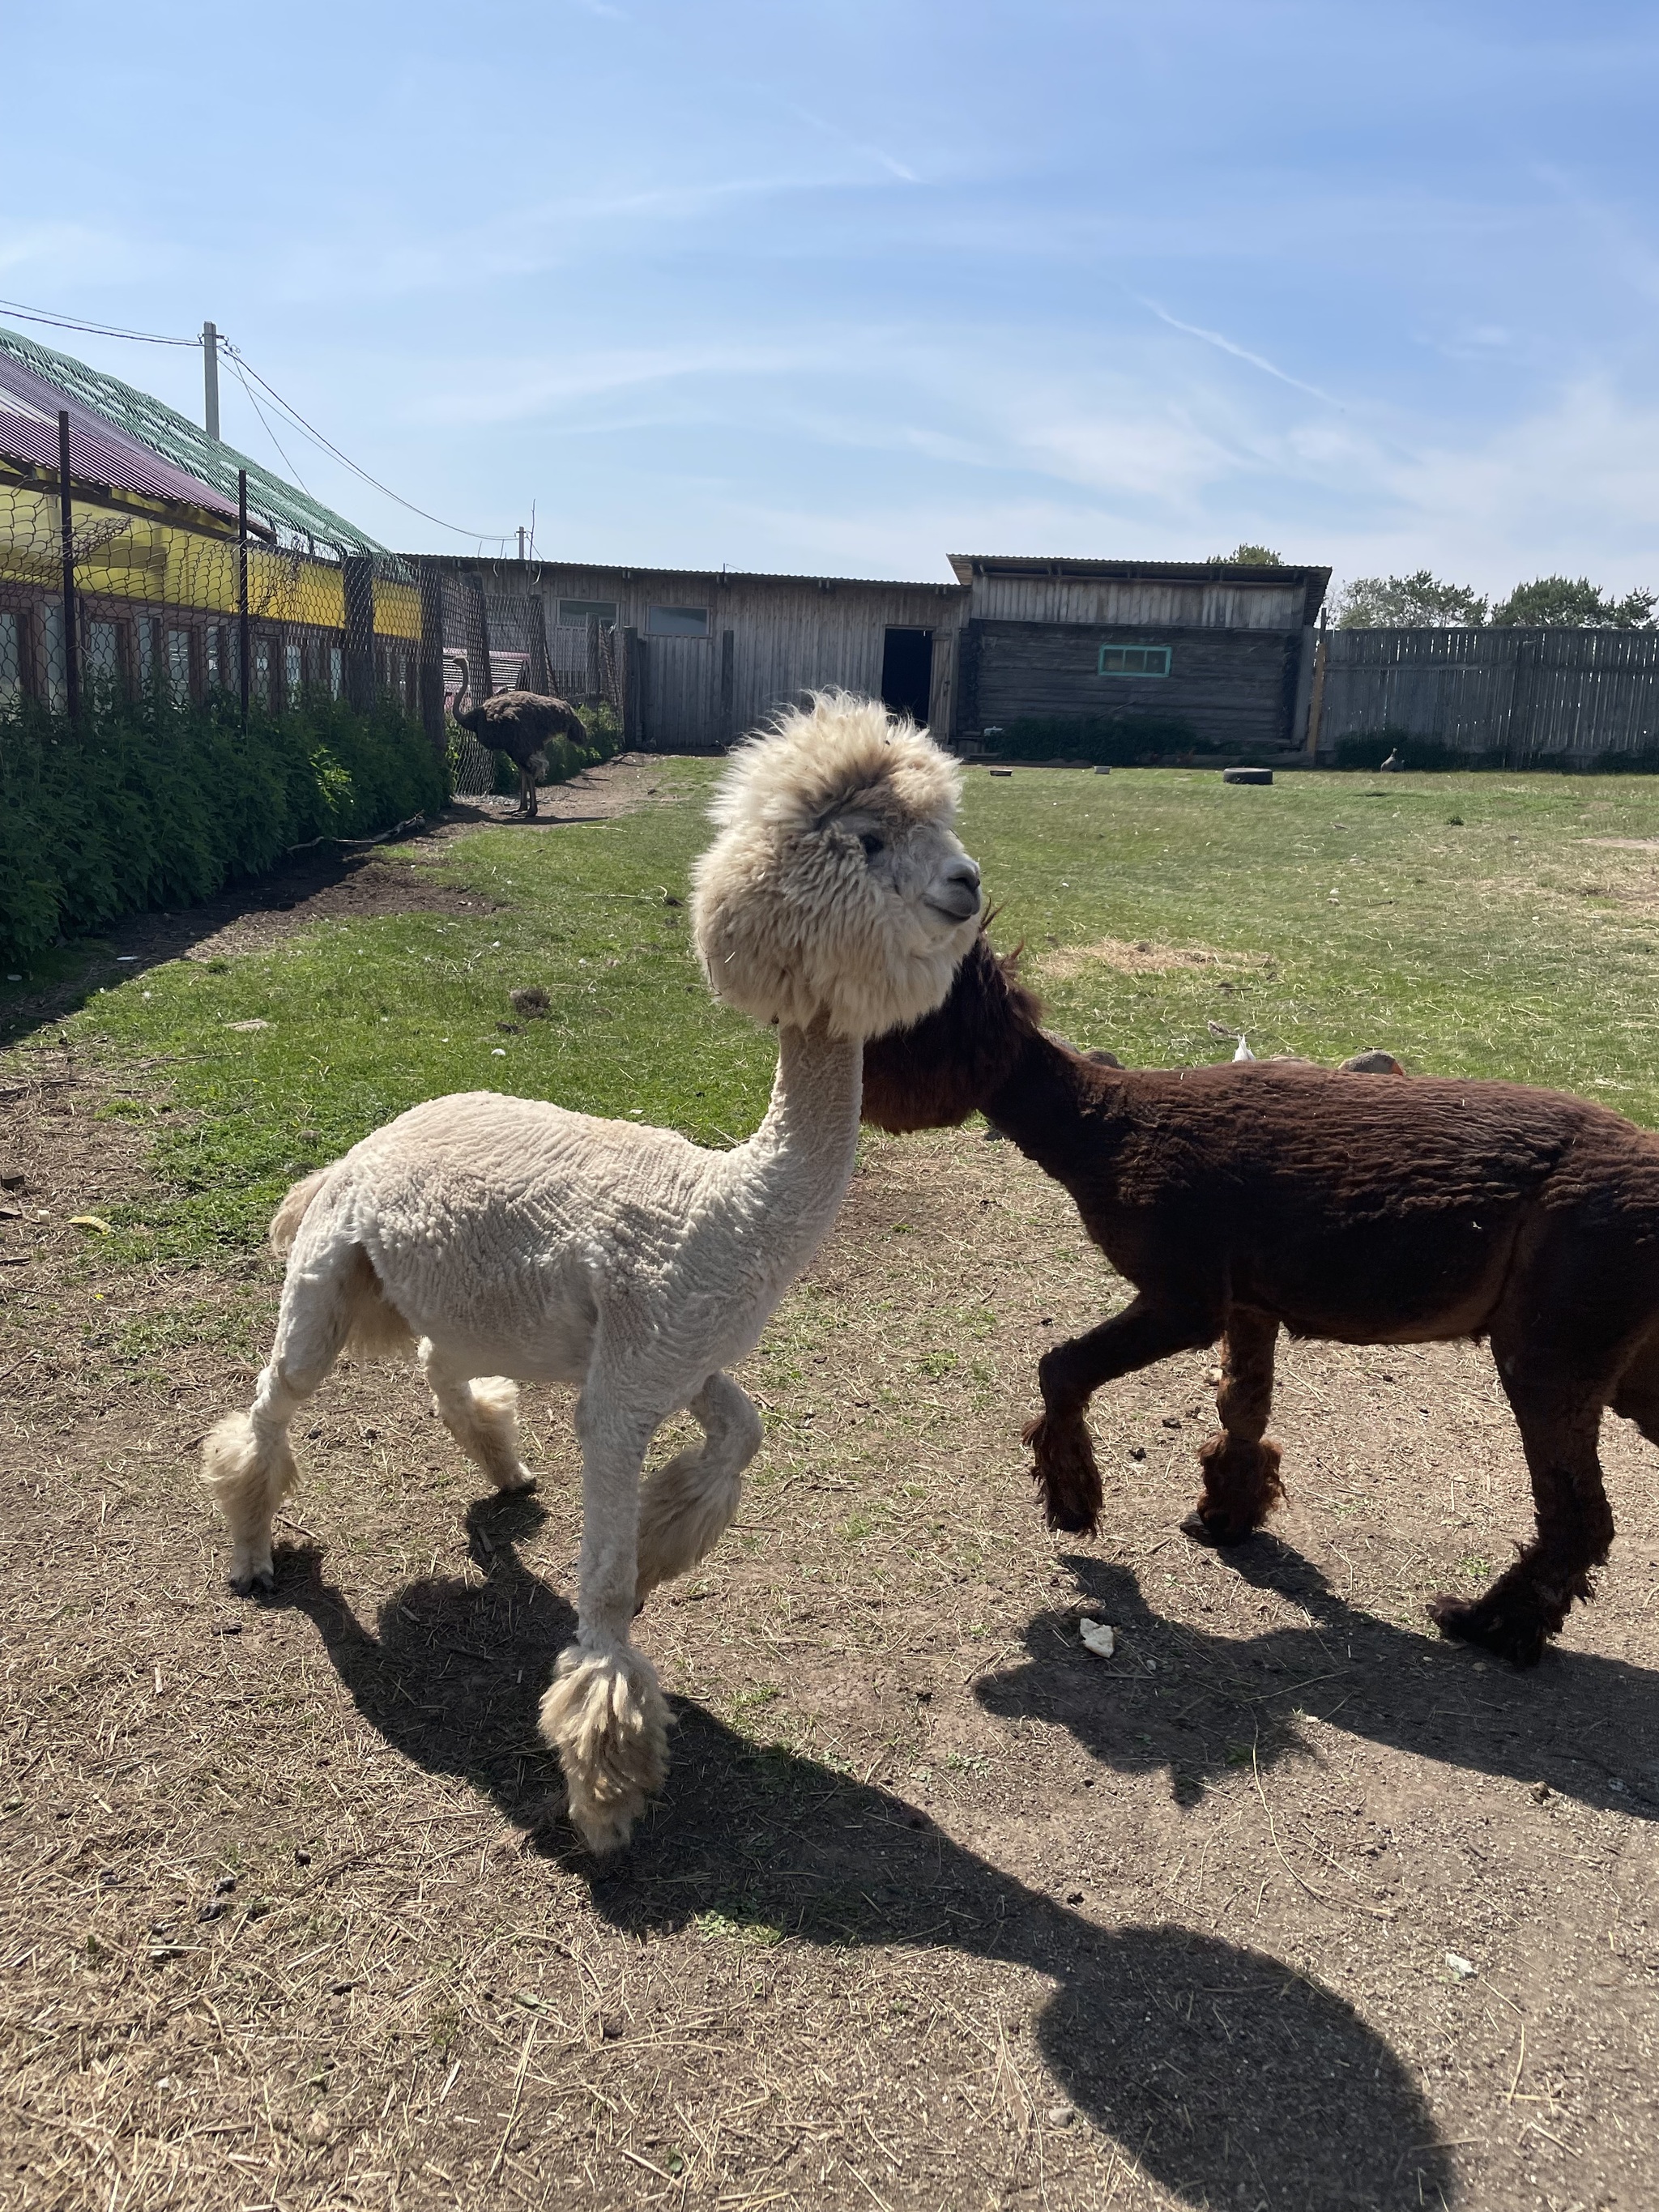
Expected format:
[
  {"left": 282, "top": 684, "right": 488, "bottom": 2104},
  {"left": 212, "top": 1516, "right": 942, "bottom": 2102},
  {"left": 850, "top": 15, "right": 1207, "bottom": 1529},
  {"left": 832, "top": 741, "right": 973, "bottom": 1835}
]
[{"left": 199, "top": 694, "right": 981, "bottom": 1852}]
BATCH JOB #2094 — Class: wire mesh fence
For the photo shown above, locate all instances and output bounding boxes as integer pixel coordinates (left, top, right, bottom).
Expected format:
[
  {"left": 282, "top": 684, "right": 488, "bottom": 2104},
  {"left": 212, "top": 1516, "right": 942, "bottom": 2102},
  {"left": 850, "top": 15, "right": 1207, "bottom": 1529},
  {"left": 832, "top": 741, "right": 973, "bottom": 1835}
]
[
  {"left": 429, "top": 562, "right": 625, "bottom": 797},
  {"left": 0, "top": 450, "right": 426, "bottom": 731}
]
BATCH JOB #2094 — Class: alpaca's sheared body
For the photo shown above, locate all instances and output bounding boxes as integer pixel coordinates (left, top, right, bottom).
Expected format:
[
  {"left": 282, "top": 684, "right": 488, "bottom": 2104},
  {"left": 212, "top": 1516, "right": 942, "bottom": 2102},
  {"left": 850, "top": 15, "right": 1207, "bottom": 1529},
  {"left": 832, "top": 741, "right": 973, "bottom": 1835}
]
[
  {"left": 203, "top": 696, "right": 982, "bottom": 1848},
  {"left": 861, "top": 934, "right": 1659, "bottom": 1666}
]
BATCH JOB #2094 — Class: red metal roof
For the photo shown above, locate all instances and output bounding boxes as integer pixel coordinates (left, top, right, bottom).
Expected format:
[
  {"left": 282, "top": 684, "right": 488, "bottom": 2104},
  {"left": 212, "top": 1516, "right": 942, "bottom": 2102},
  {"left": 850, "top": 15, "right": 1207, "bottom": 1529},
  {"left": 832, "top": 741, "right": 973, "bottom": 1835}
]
[{"left": 0, "top": 345, "right": 244, "bottom": 525}]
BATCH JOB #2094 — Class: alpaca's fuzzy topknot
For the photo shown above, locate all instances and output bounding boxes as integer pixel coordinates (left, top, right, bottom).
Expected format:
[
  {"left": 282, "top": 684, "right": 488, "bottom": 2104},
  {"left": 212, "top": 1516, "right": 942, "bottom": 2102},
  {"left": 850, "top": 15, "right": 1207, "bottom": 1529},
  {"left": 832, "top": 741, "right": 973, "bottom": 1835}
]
[
  {"left": 690, "top": 692, "right": 975, "bottom": 1040},
  {"left": 705, "top": 692, "right": 960, "bottom": 838}
]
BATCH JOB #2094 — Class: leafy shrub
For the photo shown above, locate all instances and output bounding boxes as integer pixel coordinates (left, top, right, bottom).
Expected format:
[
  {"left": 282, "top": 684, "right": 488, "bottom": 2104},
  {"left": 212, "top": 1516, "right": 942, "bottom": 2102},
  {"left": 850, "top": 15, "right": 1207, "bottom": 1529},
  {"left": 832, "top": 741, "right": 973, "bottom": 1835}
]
[
  {"left": 0, "top": 691, "right": 447, "bottom": 968},
  {"left": 980, "top": 712, "right": 1215, "bottom": 765}
]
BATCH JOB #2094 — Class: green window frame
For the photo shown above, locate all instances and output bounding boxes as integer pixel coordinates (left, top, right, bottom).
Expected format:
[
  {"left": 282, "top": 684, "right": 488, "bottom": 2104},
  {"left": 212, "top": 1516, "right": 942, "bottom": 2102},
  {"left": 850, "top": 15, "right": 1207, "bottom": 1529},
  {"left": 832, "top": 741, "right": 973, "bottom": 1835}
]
[{"left": 1097, "top": 643, "right": 1171, "bottom": 677}]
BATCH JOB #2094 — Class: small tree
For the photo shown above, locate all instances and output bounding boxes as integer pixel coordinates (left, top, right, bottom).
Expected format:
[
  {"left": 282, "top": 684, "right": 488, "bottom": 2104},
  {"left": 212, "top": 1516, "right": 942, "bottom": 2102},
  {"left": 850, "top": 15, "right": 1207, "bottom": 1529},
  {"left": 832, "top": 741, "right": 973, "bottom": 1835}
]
[
  {"left": 1491, "top": 576, "right": 1657, "bottom": 628},
  {"left": 1333, "top": 571, "right": 1488, "bottom": 629},
  {"left": 1209, "top": 543, "right": 1283, "bottom": 566}
]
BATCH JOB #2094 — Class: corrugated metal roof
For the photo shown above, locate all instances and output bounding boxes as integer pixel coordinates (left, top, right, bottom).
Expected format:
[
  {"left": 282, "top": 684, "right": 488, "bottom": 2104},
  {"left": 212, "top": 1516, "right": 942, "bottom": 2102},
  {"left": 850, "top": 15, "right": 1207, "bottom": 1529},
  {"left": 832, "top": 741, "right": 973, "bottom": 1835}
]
[
  {"left": 0, "top": 322, "right": 387, "bottom": 556},
  {"left": 0, "top": 343, "right": 248, "bottom": 525},
  {"left": 949, "top": 553, "right": 1329, "bottom": 585},
  {"left": 419, "top": 553, "right": 963, "bottom": 593}
]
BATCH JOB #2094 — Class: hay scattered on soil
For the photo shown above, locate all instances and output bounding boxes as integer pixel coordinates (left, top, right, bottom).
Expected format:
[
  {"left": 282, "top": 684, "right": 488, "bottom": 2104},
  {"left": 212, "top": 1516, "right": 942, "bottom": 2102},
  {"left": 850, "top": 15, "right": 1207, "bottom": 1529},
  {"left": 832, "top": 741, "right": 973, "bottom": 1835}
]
[{"left": 1039, "top": 936, "right": 1270, "bottom": 982}]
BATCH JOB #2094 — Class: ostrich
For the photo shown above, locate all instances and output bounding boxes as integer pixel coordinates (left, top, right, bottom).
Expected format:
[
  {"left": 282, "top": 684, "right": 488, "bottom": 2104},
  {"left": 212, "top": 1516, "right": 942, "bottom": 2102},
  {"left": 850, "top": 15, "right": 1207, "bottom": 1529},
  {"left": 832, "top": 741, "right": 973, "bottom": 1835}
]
[
  {"left": 199, "top": 695, "right": 983, "bottom": 1849},
  {"left": 450, "top": 656, "right": 589, "bottom": 820}
]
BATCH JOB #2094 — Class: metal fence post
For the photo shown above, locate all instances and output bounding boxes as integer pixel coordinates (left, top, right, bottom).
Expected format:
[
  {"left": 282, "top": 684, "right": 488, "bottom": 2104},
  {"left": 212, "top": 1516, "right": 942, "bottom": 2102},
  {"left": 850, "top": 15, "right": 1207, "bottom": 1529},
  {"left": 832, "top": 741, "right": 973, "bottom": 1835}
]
[
  {"left": 57, "top": 411, "right": 79, "bottom": 723},
  {"left": 526, "top": 590, "right": 552, "bottom": 694},
  {"left": 466, "top": 577, "right": 493, "bottom": 701},
  {"left": 237, "top": 469, "right": 251, "bottom": 728},
  {"left": 416, "top": 558, "right": 446, "bottom": 752},
  {"left": 621, "top": 627, "right": 644, "bottom": 747},
  {"left": 342, "top": 556, "right": 376, "bottom": 711}
]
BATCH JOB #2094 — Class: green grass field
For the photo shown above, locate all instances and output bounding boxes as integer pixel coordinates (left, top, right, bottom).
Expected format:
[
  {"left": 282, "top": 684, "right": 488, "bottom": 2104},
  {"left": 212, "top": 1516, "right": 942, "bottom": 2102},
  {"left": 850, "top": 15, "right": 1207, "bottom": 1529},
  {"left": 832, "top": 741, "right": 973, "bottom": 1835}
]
[{"left": 13, "top": 761, "right": 1659, "bottom": 1265}]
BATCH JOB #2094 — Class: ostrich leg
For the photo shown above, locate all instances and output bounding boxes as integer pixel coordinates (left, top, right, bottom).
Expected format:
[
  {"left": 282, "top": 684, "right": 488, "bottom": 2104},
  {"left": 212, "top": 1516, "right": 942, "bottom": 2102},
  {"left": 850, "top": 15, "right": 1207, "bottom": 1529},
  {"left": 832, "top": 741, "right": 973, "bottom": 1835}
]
[
  {"left": 1184, "top": 1307, "right": 1284, "bottom": 1545},
  {"left": 1025, "top": 1294, "right": 1219, "bottom": 1535}
]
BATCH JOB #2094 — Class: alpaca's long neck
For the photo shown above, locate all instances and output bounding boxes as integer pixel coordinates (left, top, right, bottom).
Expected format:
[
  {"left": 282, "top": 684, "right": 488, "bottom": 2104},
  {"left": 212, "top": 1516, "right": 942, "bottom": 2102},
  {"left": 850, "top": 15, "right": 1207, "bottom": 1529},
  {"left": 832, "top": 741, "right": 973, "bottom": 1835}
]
[
  {"left": 723, "top": 1019, "right": 863, "bottom": 1276},
  {"left": 983, "top": 1029, "right": 1122, "bottom": 1188}
]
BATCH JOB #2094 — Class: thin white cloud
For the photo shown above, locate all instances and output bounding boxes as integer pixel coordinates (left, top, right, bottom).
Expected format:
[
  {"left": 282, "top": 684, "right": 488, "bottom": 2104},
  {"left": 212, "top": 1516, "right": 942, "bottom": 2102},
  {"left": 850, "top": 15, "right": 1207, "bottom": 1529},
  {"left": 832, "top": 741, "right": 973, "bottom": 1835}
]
[
  {"left": 403, "top": 340, "right": 816, "bottom": 426},
  {"left": 1139, "top": 298, "right": 1342, "bottom": 407}
]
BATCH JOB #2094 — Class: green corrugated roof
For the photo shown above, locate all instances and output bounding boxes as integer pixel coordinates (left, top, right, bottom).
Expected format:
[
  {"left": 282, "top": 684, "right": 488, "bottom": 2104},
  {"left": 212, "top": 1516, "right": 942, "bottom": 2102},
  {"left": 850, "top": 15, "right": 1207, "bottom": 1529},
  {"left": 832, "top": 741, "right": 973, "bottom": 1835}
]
[{"left": 0, "top": 322, "right": 388, "bottom": 557}]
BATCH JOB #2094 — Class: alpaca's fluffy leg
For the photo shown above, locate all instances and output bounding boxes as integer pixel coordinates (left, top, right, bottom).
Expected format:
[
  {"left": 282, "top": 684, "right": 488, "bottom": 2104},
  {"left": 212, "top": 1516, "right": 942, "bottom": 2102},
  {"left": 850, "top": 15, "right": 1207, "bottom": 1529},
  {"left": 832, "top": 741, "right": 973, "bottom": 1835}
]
[
  {"left": 634, "top": 1372, "right": 764, "bottom": 1608},
  {"left": 539, "top": 1387, "right": 668, "bottom": 1853},
  {"left": 1026, "top": 1295, "right": 1218, "bottom": 1535},
  {"left": 201, "top": 1242, "right": 359, "bottom": 1592},
  {"left": 421, "top": 1343, "right": 535, "bottom": 1493},
  {"left": 1185, "top": 1309, "right": 1284, "bottom": 1545},
  {"left": 1431, "top": 1358, "right": 1614, "bottom": 1666}
]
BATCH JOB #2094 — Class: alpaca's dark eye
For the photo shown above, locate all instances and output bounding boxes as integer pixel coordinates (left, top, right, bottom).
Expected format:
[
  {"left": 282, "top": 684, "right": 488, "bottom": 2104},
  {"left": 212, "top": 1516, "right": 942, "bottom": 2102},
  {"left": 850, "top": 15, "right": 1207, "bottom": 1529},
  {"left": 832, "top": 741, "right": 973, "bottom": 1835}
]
[{"left": 859, "top": 833, "right": 885, "bottom": 859}]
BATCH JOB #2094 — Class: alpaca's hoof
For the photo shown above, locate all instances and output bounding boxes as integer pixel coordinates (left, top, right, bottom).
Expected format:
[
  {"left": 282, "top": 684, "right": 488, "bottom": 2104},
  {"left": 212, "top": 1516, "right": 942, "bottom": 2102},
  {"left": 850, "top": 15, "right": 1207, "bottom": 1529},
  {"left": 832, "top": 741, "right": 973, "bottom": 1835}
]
[
  {"left": 538, "top": 1644, "right": 668, "bottom": 1856},
  {"left": 1179, "top": 1508, "right": 1256, "bottom": 1549},
  {"left": 1427, "top": 1593, "right": 1547, "bottom": 1668},
  {"left": 229, "top": 1566, "right": 275, "bottom": 1597},
  {"left": 497, "top": 1469, "right": 538, "bottom": 1495}
]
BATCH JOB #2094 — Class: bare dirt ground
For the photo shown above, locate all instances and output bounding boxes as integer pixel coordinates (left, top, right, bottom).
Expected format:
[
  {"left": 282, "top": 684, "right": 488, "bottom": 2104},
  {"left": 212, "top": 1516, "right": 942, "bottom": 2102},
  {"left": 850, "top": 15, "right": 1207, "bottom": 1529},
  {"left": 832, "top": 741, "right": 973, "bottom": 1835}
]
[{"left": 2, "top": 1060, "right": 1656, "bottom": 2211}]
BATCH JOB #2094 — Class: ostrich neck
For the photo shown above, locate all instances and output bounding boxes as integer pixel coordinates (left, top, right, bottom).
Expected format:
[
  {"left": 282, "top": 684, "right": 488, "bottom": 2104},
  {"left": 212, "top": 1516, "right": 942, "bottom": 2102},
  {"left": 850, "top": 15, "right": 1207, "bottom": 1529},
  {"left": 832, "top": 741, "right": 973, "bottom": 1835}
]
[{"left": 722, "top": 1019, "right": 863, "bottom": 1276}]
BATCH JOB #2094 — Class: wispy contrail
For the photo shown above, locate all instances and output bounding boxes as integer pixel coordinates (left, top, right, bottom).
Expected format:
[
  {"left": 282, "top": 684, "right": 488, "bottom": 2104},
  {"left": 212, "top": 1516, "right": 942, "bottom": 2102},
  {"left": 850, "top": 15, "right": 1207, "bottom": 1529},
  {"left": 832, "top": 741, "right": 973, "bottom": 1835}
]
[{"left": 1140, "top": 299, "right": 1341, "bottom": 406}]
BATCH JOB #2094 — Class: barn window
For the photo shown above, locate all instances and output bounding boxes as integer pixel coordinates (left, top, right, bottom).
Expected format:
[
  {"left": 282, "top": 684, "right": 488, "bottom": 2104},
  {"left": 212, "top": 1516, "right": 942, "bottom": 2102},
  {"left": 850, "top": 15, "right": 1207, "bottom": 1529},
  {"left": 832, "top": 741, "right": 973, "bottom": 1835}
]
[
  {"left": 559, "top": 599, "right": 617, "bottom": 627},
  {"left": 647, "top": 604, "right": 710, "bottom": 638},
  {"left": 1098, "top": 643, "right": 1171, "bottom": 677}
]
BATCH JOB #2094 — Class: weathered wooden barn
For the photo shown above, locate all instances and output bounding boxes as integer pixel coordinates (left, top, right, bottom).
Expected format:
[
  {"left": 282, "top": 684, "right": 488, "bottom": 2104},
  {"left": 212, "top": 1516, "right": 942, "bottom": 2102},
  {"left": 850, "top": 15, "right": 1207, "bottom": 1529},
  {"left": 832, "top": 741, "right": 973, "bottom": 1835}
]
[
  {"left": 951, "top": 554, "right": 1330, "bottom": 757},
  {"left": 423, "top": 551, "right": 1331, "bottom": 754},
  {"left": 424, "top": 558, "right": 966, "bottom": 752}
]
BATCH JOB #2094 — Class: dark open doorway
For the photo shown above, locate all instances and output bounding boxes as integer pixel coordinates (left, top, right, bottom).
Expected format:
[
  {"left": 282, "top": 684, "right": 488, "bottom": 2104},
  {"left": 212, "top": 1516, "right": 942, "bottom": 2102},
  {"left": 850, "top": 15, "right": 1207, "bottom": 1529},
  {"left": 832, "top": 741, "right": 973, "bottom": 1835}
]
[{"left": 881, "top": 627, "right": 934, "bottom": 726}]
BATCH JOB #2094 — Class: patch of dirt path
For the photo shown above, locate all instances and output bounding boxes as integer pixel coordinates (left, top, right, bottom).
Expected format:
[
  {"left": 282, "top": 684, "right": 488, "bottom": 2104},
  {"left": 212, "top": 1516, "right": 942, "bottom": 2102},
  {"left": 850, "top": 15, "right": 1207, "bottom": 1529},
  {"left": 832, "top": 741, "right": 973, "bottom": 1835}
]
[{"left": 2, "top": 1096, "right": 1656, "bottom": 2210}]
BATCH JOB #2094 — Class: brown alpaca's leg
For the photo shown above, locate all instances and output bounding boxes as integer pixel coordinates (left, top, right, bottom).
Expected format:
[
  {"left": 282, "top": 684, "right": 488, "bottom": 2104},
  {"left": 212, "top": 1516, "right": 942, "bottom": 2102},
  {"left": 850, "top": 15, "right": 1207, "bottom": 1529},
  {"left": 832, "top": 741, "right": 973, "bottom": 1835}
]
[
  {"left": 1610, "top": 1335, "right": 1659, "bottom": 1449},
  {"left": 1429, "top": 1366, "right": 1614, "bottom": 1667},
  {"left": 1183, "top": 1308, "right": 1283, "bottom": 1545},
  {"left": 1026, "top": 1295, "right": 1218, "bottom": 1536}
]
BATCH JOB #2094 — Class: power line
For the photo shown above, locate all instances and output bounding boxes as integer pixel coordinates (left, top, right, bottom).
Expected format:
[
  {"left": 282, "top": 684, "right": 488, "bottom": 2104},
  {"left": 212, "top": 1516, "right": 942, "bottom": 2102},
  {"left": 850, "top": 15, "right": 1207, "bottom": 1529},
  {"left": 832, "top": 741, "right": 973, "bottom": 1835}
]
[
  {"left": 0, "top": 292, "right": 517, "bottom": 547},
  {"left": 224, "top": 345, "right": 514, "bottom": 548},
  {"left": 226, "top": 352, "right": 310, "bottom": 493},
  {"left": 0, "top": 296, "right": 197, "bottom": 346}
]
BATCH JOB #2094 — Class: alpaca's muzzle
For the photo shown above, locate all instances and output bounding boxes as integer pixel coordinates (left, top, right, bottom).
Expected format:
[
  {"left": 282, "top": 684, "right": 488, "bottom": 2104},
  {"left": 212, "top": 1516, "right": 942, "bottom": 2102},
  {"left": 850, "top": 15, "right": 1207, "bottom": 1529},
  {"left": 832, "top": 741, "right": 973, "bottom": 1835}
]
[{"left": 928, "top": 860, "right": 983, "bottom": 923}]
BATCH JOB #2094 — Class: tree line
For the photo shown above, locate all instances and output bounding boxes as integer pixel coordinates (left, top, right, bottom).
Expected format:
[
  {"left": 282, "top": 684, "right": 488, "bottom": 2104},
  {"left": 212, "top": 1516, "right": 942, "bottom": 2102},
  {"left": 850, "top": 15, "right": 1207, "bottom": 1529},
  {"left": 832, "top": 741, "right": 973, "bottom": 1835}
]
[{"left": 1203, "top": 548, "right": 1655, "bottom": 630}]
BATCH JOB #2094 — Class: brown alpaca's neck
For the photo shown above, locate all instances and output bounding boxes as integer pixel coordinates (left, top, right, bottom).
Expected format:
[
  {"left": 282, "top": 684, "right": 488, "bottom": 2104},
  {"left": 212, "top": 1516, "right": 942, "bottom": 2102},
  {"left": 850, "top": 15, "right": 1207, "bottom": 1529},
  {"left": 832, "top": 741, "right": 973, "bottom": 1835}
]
[{"left": 983, "top": 1029, "right": 1122, "bottom": 1185}]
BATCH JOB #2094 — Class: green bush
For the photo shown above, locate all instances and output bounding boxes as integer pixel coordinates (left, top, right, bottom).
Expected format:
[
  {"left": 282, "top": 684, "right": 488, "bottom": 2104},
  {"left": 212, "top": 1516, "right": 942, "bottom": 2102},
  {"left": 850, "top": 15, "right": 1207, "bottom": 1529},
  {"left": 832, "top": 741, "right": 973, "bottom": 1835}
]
[
  {"left": 0, "top": 690, "right": 447, "bottom": 969},
  {"left": 981, "top": 712, "right": 1215, "bottom": 765}
]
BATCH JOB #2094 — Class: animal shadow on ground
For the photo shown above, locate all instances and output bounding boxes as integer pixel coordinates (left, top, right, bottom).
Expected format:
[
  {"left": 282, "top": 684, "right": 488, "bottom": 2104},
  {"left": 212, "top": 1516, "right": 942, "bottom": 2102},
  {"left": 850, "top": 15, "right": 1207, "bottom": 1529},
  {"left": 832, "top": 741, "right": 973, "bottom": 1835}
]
[
  {"left": 271, "top": 1497, "right": 1456, "bottom": 2209},
  {"left": 977, "top": 1548, "right": 1659, "bottom": 1816}
]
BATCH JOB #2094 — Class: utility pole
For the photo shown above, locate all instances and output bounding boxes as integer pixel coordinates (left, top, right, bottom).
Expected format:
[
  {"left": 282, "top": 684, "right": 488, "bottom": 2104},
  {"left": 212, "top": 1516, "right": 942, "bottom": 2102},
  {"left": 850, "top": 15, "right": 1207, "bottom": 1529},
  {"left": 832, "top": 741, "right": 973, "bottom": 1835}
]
[
  {"left": 203, "top": 321, "right": 220, "bottom": 441},
  {"left": 517, "top": 525, "right": 527, "bottom": 561}
]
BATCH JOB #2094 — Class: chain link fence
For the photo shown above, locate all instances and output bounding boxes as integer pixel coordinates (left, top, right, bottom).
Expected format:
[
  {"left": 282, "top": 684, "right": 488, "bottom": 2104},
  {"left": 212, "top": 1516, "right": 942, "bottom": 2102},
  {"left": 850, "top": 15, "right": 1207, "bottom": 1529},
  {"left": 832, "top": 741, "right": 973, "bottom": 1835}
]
[
  {"left": 430, "top": 565, "right": 623, "bottom": 795},
  {"left": 0, "top": 451, "right": 424, "bottom": 730}
]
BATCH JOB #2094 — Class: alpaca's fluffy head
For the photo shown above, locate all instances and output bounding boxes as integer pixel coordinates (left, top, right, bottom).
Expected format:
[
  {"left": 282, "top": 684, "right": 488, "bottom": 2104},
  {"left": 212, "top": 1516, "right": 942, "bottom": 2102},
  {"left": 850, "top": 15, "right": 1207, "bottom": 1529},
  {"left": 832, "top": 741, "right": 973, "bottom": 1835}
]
[{"left": 690, "top": 693, "right": 982, "bottom": 1038}]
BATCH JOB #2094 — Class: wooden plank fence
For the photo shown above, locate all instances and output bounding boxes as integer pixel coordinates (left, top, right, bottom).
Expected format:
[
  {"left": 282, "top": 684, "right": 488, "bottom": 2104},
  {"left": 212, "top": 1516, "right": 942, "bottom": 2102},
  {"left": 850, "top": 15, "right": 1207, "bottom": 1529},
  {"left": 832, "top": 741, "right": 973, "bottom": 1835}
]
[{"left": 1316, "top": 627, "right": 1659, "bottom": 764}]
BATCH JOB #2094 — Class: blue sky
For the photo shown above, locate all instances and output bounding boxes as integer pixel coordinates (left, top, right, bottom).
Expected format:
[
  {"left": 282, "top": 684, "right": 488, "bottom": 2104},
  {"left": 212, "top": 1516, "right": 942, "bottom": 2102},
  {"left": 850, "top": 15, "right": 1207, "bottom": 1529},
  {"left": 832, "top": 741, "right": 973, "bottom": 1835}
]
[{"left": 5, "top": 1, "right": 1657, "bottom": 596}]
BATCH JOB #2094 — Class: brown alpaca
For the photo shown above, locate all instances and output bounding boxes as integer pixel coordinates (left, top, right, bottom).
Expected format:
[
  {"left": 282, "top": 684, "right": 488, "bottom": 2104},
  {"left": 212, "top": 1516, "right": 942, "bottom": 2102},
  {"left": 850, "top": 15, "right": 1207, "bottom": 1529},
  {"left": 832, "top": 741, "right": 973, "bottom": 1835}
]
[
  {"left": 451, "top": 662, "right": 587, "bottom": 820},
  {"left": 861, "top": 933, "right": 1659, "bottom": 1667}
]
